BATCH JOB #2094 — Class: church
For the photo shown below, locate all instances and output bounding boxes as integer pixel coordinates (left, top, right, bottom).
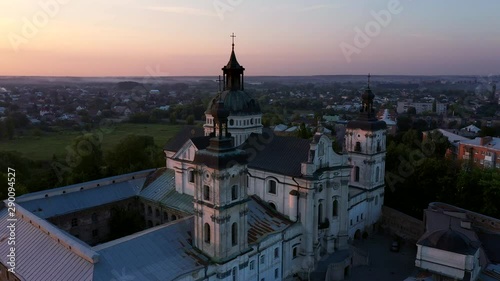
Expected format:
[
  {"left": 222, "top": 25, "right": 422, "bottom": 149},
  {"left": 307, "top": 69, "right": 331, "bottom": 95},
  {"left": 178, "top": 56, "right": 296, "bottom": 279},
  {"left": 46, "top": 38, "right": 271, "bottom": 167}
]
[{"left": 0, "top": 39, "right": 387, "bottom": 281}]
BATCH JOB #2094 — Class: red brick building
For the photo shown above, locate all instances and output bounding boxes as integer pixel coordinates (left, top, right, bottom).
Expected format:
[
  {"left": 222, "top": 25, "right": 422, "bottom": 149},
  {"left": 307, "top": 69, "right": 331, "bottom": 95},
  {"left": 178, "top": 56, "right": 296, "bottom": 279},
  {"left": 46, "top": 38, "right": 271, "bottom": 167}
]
[{"left": 458, "top": 136, "right": 500, "bottom": 169}]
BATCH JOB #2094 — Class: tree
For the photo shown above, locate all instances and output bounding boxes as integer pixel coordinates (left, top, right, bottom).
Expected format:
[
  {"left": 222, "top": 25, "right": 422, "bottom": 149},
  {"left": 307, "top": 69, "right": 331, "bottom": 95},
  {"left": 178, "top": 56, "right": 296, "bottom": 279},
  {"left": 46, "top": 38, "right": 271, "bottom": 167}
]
[
  {"left": 186, "top": 115, "right": 195, "bottom": 125},
  {"left": 65, "top": 134, "right": 104, "bottom": 184},
  {"left": 105, "top": 135, "right": 163, "bottom": 175}
]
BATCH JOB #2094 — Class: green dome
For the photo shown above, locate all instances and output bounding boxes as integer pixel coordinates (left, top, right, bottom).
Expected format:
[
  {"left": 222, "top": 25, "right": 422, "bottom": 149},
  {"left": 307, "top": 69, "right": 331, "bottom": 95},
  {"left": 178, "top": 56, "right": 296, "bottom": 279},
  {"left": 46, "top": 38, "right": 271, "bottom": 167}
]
[{"left": 207, "top": 90, "right": 261, "bottom": 115}]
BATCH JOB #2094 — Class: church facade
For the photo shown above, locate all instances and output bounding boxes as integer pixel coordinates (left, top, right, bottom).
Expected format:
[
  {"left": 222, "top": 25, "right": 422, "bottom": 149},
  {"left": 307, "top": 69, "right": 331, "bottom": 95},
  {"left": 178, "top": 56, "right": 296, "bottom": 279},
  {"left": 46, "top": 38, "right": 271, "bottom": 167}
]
[{"left": 164, "top": 41, "right": 387, "bottom": 279}]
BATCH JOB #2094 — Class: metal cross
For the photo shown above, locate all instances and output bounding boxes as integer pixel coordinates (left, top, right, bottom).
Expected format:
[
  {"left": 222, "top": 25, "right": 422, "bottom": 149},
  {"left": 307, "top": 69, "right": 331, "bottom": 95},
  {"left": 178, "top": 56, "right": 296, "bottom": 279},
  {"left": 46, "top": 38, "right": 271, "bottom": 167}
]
[
  {"left": 217, "top": 75, "right": 223, "bottom": 92},
  {"left": 230, "top": 33, "right": 236, "bottom": 48}
]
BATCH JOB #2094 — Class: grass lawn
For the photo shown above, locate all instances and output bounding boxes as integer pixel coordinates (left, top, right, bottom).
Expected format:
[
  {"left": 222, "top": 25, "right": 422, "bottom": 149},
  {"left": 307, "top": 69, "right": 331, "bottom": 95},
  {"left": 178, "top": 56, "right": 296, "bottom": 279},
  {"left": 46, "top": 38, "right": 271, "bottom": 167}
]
[{"left": 0, "top": 123, "right": 183, "bottom": 161}]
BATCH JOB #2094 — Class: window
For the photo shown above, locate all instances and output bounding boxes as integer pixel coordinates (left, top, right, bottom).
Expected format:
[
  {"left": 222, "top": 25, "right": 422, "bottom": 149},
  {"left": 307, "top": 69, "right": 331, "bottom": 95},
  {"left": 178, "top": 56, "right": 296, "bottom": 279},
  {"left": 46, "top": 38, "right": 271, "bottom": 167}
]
[
  {"left": 318, "top": 203, "right": 323, "bottom": 224},
  {"left": 230, "top": 119, "right": 234, "bottom": 126},
  {"left": 71, "top": 218, "right": 78, "bottom": 227},
  {"left": 377, "top": 140, "right": 381, "bottom": 152},
  {"left": 171, "top": 214, "right": 177, "bottom": 221},
  {"left": 275, "top": 268, "right": 279, "bottom": 279},
  {"left": 356, "top": 215, "right": 359, "bottom": 222},
  {"left": 355, "top": 141, "right": 361, "bottom": 152},
  {"left": 232, "top": 223, "right": 238, "bottom": 246},
  {"left": 354, "top": 167, "right": 360, "bottom": 182},
  {"left": 204, "top": 223, "right": 211, "bottom": 244},
  {"left": 274, "top": 247, "right": 279, "bottom": 259},
  {"left": 260, "top": 255, "right": 265, "bottom": 265},
  {"left": 268, "top": 180, "right": 277, "bottom": 194},
  {"left": 155, "top": 208, "right": 160, "bottom": 217},
  {"left": 232, "top": 267, "right": 237, "bottom": 281},
  {"left": 203, "top": 185, "right": 210, "bottom": 201},
  {"left": 231, "top": 185, "right": 238, "bottom": 200},
  {"left": 188, "top": 170, "right": 194, "bottom": 183},
  {"left": 268, "top": 202, "right": 277, "bottom": 210},
  {"left": 92, "top": 229, "right": 98, "bottom": 237},
  {"left": 375, "top": 166, "right": 380, "bottom": 182},
  {"left": 148, "top": 206, "right": 152, "bottom": 215},
  {"left": 91, "top": 213, "right": 98, "bottom": 223},
  {"left": 332, "top": 199, "right": 338, "bottom": 217},
  {"left": 250, "top": 260, "right": 255, "bottom": 270},
  {"left": 361, "top": 213, "right": 364, "bottom": 220},
  {"left": 292, "top": 247, "right": 298, "bottom": 259},
  {"left": 350, "top": 219, "right": 353, "bottom": 226}
]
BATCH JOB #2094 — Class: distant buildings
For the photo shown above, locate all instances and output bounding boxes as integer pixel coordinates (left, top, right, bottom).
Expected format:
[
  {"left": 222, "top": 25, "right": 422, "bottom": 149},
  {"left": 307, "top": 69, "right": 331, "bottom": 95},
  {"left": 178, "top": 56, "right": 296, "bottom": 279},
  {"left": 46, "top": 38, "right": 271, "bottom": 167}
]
[{"left": 397, "top": 99, "right": 447, "bottom": 115}]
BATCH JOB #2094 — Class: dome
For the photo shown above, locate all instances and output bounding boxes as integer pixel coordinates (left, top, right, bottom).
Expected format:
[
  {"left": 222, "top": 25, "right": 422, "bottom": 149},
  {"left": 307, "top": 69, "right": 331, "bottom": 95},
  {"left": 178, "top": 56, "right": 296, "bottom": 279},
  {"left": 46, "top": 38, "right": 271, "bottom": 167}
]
[
  {"left": 210, "top": 99, "right": 229, "bottom": 121},
  {"left": 418, "top": 229, "right": 478, "bottom": 255},
  {"left": 207, "top": 90, "right": 261, "bottom": 115}
]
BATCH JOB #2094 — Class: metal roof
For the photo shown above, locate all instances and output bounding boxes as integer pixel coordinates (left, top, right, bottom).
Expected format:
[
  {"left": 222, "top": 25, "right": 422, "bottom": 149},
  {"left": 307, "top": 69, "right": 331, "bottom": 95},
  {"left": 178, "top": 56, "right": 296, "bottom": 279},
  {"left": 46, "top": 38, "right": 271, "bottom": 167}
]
[
  {"left": 247, "top": 195, "right": 292, "bottom": 244},
  {"left": 92, "top": 217, "right": 207, "bottom": 281},
  {"left": 19, "top": 177, "right": 146, "bottom": 219},
  {"left": 140, "top": 168, "right": 194, "bottom": 214},
  {"left": 0, "top": 208, "right": 94, "bottom": 281},
  {"left": 243, "top": 131, "right": 310, "bottom": 177}
]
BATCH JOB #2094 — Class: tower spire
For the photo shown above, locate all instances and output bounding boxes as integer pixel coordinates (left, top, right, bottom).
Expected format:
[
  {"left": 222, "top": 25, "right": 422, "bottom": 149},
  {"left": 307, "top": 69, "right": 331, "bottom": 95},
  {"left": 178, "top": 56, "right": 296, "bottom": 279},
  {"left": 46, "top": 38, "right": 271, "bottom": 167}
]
[{"left": 367, "top": 73, "right": 371, "bottom": 88}]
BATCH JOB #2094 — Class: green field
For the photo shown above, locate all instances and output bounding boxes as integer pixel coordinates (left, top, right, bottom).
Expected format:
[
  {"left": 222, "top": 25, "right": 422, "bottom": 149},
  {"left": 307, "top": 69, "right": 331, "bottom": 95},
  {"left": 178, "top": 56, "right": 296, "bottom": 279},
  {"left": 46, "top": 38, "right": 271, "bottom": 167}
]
[{"left": 0, "top": 123, "right": 183, "bottom": 161}]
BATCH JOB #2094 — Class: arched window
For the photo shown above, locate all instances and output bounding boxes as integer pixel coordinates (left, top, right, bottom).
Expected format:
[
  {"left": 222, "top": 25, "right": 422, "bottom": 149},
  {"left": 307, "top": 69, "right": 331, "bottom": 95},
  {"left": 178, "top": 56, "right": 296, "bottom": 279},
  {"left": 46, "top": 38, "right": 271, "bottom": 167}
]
[
  {"left": 268, "top": 202, "right": 276, "bottom": 210},
  {"left": 203, "top": 185, "right": 210, "bottom": 201},
  {"left": 231, "top": 185, "right": 238, "bottom": 200},
  {"left": 188, "top": 170, "right": 195, "bottom": 183},
  {"left": 354, "top": 166, "right": 360, "bottom": 182},
  {"left": 204, "top": 223, "right": 211, "bottom": 244},
  {"left": 375, "top": 166, "right": 380, "bottom": 182},
  {"left": 318, "top": 203, "right": 323, "bottom": 224},
  {"left": 332, "top": 199, "right": 338, "bottom": 217},
  {"left": 268, "top": 180, "right": 277, "bottom": 194},
  {"left": 231, "top": 222, "right": 238, "bottom": 246},
  {"left": 355, "top": 141, "right": 361, "bottom": 152},
  {"left": 171, "top": 214, "right": 177, "bottom": 221}
]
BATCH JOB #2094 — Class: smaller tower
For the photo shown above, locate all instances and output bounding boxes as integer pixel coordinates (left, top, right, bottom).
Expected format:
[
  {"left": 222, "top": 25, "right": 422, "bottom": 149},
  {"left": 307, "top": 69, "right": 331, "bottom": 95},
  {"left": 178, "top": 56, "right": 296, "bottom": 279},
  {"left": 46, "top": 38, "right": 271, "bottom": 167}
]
[
  {"left": 193, "top": 99, "right": 250, "bottom": 262},
  {"left": 345, "top": 74, "right": 387, "bottom": 229}
]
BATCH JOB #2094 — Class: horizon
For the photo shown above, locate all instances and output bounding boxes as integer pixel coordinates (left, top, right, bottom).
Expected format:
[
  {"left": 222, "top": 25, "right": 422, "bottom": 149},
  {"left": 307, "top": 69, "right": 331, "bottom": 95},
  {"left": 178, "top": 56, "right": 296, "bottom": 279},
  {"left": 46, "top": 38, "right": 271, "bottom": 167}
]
[{"left": 1, "top": 0, "right": 500, "bottom": 77}]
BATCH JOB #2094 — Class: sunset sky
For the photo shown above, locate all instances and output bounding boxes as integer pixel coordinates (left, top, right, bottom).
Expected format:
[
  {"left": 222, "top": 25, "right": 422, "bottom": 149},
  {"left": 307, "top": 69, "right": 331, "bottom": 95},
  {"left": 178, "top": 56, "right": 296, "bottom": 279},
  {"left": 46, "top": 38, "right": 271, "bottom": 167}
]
[{"left": 1, "top": 0, "right": 499, "bottom": 76}]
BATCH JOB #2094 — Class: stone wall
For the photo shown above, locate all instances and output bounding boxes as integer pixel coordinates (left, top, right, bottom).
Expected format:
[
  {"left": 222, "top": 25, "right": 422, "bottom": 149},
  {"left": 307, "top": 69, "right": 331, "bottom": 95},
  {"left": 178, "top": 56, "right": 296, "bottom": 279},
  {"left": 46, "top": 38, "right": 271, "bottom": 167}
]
[{"left": 380, "top": 206, "right": 424, "bottom": 242}]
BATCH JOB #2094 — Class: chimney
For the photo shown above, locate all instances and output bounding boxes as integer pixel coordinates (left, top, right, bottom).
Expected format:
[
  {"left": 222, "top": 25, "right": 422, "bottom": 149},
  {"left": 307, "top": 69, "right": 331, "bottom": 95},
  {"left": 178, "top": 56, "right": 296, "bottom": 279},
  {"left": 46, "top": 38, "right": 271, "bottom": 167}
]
[{"left": 480, "top": 136, "right": 492, "bottom": 146}]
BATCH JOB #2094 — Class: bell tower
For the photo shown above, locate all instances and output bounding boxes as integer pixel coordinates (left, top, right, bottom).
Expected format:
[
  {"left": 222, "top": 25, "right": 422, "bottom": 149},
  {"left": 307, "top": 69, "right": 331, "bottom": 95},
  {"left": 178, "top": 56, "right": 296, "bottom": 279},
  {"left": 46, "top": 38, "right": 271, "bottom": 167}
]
[
  {"left": 193, "top": 99, "right": 250, "bottom": 262},
  {"left": 345, "top": 74, "right": 387, "bottom": 226}
]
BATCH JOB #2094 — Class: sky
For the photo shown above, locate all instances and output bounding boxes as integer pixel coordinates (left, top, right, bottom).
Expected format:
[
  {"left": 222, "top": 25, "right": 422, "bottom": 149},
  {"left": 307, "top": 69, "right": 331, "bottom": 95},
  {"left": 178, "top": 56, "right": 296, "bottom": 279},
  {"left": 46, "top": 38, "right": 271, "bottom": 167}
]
[{"left": 1, "top": 0, "right": 499, "bottom": 77}]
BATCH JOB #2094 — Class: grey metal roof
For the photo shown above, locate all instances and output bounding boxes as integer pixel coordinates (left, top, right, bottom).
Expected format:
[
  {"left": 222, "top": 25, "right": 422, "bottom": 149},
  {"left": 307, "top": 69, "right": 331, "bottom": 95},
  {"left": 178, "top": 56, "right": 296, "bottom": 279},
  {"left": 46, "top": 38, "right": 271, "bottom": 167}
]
[
  {"left": 243, "top": 131, "right": 310, "bottom": 177},
  {"left": 19, "top": 177, "right": 146, "bottom": 219},
  {"left": 140, "top": 168, "right": 175, "bottom": 202},
  {"left": 0, "top": 208, "right": 94, "bottom": 281},
  {"left": 247, "top": 195, "right": 292, "bottom": 244},
  {"left": 139, "top": 168, "right": 194, "bottom": 214},
  {"left": 93, "top": 217, "right": 208, "bottom": 281}
]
